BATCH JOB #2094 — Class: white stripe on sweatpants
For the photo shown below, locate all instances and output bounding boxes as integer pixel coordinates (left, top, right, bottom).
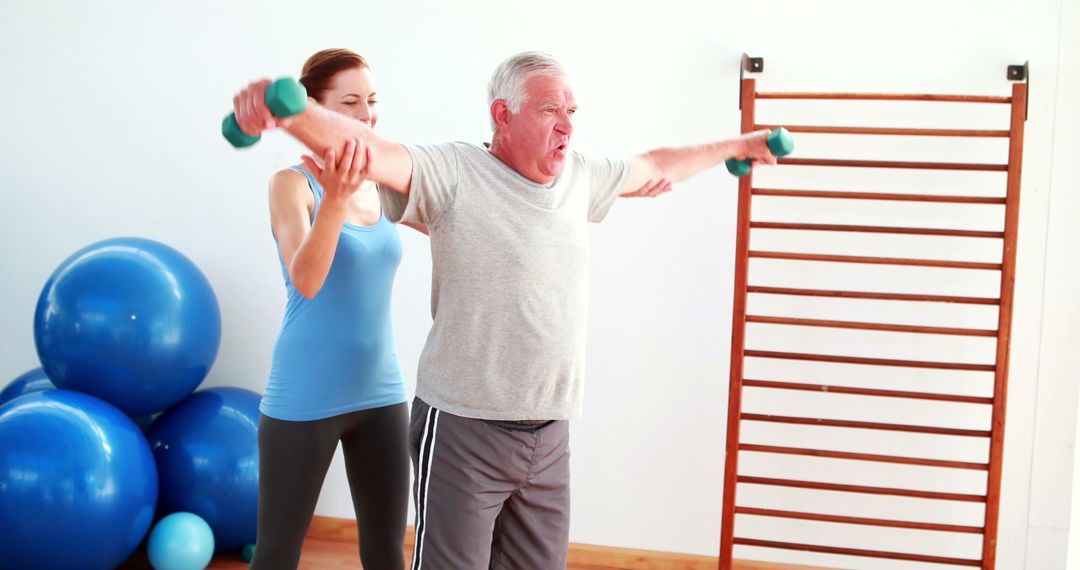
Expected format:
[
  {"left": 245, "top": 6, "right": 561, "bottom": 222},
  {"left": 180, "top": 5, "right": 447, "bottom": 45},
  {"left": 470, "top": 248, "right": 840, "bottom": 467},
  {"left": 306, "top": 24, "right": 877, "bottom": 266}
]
[{"left": 411, "top": 407, "right": 440, "bottom": 570}]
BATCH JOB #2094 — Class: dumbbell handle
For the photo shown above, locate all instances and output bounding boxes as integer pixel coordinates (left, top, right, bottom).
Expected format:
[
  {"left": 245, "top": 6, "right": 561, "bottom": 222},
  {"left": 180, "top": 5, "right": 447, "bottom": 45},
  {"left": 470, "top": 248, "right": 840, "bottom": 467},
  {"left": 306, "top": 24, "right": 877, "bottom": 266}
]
[
  {"left": 725, "top": 128, "right": 794, "bottom": 177},
  {"left": 222, "top": 78, "right": 309, "bottom": 148}
]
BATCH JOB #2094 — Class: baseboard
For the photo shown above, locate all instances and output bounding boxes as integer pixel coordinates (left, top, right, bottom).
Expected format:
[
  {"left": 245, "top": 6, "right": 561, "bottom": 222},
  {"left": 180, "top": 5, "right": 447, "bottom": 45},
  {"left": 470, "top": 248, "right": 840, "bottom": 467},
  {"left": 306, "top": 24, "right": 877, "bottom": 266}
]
[
  {"left": 308, "top": 515, "right": 370, "bottom": 544},
  {"left": 307, "top": 516, "right": 831, "bottom": 570}
]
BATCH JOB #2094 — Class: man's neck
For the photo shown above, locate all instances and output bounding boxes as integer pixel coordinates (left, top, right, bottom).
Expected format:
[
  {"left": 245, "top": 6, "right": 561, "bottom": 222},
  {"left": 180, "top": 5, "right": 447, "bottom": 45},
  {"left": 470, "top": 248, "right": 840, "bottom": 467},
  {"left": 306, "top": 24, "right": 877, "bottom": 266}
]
[{"left": 488, "top": 138, "right": 553, "bottom": 185}]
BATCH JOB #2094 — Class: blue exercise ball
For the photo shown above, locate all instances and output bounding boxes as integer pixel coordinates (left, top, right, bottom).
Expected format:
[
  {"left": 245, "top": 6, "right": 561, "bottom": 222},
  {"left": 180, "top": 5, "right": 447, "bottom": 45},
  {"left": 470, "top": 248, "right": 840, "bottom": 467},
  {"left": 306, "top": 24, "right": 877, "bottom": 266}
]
[
  {"left": 0, "top": 367, "right": 55, "bottom": 407},
  {"left": 149, "top": 387, "right": 261, "bottom": 552},
  {"left": 147, "top": 512, "right": 215, "bottom": 570},
  {"left": 34, "top": 237, "right": 221, "bottom": 416},
  {"left": 0, "top": 390, "right": 158, "bottom": 569}
]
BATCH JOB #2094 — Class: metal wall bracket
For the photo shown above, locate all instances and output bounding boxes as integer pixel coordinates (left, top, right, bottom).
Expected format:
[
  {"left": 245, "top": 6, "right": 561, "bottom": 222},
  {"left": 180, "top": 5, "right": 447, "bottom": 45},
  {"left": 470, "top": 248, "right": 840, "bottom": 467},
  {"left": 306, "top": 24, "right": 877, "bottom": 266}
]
[
  {"left": 739, "top": 54, "right": 764, "bottom": 109},
  {"left": 1008, "top": 61, "right": 1029, "bottom": 121},
  {"left": 1007, "top": 61, "right": 1028, "bottom": 81}
]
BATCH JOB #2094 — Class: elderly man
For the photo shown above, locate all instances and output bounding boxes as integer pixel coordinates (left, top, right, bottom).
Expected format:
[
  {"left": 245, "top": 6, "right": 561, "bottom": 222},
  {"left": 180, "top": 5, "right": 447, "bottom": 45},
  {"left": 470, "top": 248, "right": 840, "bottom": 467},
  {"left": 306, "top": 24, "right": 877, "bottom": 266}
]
[{"left": 233, "top": 51, "right": 776, "bottom": 569}]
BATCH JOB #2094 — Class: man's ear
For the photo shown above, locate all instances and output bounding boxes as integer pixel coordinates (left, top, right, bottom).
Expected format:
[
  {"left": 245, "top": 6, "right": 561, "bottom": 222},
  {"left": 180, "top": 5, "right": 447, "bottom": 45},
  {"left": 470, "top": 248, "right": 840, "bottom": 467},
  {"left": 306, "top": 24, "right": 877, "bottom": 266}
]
[{"left": 491, "top": 99, "right": 512, "bottom": 132}]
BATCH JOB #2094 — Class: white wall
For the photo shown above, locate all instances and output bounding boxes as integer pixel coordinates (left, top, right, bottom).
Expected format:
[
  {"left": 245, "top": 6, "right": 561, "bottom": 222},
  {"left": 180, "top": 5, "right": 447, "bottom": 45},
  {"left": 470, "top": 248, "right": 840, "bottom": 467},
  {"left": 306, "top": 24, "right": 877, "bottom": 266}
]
[
  {"left": 1, "top": 1, "right": 1076, "bottom": 567},
  {"left": 1055, "top": 0, "right": 1080, "bottom": 568}
]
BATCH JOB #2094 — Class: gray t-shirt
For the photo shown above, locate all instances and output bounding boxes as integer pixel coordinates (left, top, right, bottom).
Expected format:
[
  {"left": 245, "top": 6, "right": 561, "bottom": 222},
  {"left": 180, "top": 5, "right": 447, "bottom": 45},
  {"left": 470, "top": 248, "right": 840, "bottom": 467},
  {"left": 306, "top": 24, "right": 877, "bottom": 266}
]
[{"left": 380, "top": 142, "right": 629, "bottom": 420}]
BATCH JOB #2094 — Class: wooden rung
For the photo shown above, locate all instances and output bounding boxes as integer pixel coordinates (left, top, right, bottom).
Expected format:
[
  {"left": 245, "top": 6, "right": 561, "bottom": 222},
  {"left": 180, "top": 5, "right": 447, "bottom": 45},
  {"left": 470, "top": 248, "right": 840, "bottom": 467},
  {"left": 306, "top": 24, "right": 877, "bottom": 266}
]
[
  {"left": 746, "top": 315, "right": 998, "bottom": 337},
  {"left": 755, "top": 92, "right": 1010, "bottom": 104},
  {"left": 734, "top": 507, "right": 984, "bottom": 534},
  {"left": 753, "top": 188, "right": 1007, "bottom": 204},
  {"left": 750, "top": 250, "right": 1003, "bottom": 270},
  {"left": 739, "top": 444, "right": 990, "bottom": 470},
  {"left": 779, "top": 158, "right": 1008, "bottom": 172},
  {"left": 742, "top": 379, "right": 995, "bottom": 405},
  {"left": 747, "top": 286, "right": 1001, "bottom": 306},
  {"left": 733, "top": 538, "right": 982, "bottom": 567},
  {"left": 744, "top": 350, "right": 997, "bottom": 372},
  {"left": 755, "top": 124, "right": 1010, "bottom": 138},
  {"left": 741, "top": 413, "right": 991, "bottom": 438},
  {"left": 750, "top": 221, "right": 1004, "bottom": 239},
  {"left": 738, "top": 476, "right": 987, "bottom": 503}
]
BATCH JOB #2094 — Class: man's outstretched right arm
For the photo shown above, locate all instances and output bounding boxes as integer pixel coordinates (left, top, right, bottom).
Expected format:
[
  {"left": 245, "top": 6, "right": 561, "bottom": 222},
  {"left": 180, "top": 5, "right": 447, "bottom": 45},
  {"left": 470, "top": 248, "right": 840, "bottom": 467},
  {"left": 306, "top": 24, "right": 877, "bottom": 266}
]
[{"left": 233, "top": 79, "right": 413, "bottom": 194}]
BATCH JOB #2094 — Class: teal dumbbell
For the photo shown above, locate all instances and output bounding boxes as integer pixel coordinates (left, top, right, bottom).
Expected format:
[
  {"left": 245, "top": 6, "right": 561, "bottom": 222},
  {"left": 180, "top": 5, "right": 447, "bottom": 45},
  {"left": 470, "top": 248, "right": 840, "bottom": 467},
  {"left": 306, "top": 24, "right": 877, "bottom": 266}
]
[
  {"left": 725, "top": 127, "right": 794, "bottom": 177},
  {"left": 221, "top": 78, "right": 309, "bottom": 148}
]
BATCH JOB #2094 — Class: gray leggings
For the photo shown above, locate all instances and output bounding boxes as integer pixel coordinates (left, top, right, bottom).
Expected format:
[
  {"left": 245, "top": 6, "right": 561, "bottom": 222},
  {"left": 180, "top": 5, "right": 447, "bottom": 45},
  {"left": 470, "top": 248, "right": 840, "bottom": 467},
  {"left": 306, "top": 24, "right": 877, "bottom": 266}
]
[{"left": 250, "top": 402, "right": 409, "bottom": 570}]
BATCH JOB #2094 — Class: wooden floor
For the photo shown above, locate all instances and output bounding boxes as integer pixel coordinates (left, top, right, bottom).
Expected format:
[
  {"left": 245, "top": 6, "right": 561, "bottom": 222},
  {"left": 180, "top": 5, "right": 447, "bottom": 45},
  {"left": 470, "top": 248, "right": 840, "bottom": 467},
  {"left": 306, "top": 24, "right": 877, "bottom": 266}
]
[
  {"left": 192, "top": 543, "right": 822, "bottom": 570},
  {"left": 121, "top": 517, "right": 828, "bottom": 570}
]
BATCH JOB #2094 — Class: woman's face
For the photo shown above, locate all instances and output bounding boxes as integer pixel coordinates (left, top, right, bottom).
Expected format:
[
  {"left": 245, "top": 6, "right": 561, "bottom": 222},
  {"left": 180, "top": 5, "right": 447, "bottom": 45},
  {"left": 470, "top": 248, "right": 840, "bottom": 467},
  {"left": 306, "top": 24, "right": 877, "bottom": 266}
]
[{"left": 321, "top": 66, "right": 378, "bottom": 129}]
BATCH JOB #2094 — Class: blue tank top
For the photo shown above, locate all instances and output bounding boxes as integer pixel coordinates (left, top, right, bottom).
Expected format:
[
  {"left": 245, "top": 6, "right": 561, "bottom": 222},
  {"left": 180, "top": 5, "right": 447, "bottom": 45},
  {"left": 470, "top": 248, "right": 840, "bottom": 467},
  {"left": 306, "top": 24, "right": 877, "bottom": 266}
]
[{"left": 261, "top": 167, "right": 407, "bottom": 421}]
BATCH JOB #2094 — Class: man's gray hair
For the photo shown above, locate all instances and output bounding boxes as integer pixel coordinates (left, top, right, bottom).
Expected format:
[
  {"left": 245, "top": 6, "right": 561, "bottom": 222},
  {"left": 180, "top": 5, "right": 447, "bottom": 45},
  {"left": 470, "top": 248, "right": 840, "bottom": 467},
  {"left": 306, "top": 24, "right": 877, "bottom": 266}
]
[{"left": 487, "top": 51, "right": 568, "bottom": 131}]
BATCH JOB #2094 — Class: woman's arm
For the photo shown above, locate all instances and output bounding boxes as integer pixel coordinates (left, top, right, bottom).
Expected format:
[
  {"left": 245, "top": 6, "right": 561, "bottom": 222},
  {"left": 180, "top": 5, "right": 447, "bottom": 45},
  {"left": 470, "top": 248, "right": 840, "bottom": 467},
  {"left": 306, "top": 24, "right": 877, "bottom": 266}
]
[{"left": 271, "top": 140, "right": 369, "bottom": 299}]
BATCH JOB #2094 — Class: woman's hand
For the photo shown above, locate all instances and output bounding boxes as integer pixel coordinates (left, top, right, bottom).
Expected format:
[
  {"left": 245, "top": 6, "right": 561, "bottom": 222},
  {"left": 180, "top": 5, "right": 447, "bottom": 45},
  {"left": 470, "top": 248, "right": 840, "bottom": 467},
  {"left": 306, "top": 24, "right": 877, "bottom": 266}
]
[
  {"left": 301, "top": 138, "right": 372, "bottom": 206},
  {"left": 621, "top": 178, "right": 673, "bottom": 198}
]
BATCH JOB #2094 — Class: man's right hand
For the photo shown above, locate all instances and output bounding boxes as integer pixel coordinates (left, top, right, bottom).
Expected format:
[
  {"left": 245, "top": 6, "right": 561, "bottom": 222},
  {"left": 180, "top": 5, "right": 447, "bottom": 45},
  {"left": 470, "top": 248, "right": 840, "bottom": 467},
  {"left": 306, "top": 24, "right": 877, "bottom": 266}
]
[
  {"left": 233, "top": 79, "right": 279, "bottom": 137},
  {"left": 229, "top": 76, "right": 413, "bottom": 196}
]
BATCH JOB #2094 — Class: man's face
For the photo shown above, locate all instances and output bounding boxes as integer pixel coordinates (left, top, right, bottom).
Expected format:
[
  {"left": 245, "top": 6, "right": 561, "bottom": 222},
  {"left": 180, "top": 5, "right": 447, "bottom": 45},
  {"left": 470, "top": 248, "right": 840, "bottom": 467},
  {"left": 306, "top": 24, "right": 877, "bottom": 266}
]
[{"left": 502, "top": 74, "right": 576, "bottom": 184}]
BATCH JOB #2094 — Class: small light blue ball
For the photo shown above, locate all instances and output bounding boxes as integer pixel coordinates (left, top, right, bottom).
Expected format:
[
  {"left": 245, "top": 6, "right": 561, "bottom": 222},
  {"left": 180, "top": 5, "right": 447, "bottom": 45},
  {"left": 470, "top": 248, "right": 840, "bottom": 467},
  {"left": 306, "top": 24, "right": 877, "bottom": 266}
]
[{"left": 147, "top": 512, "right": 215, "bottom": 570}]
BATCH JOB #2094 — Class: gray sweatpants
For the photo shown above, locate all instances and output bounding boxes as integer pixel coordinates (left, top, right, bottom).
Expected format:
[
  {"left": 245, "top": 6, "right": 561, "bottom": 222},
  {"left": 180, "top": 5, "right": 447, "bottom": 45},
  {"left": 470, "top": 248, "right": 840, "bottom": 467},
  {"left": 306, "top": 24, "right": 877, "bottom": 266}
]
[{"left": 409, "top": 398, "right": 571, "bottom": 570}]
